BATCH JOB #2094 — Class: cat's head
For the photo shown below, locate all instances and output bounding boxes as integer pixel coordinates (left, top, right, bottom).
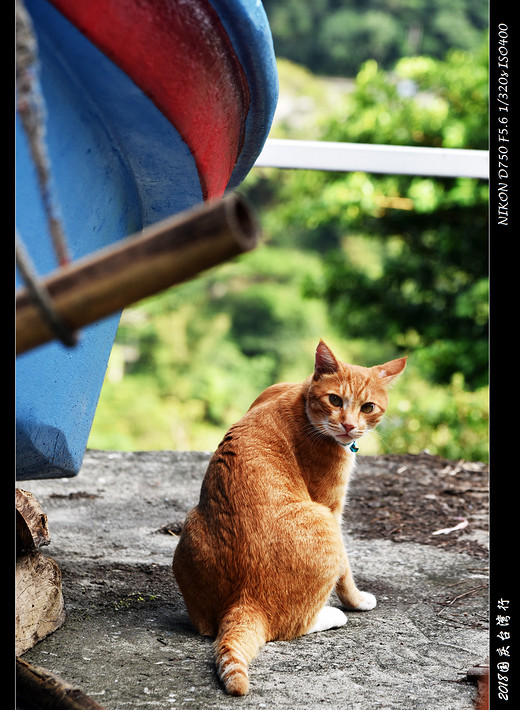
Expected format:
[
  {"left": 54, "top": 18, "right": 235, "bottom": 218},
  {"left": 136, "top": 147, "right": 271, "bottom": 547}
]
[{"left": 305, "top": 340, "right": 406, "bottom": 448}]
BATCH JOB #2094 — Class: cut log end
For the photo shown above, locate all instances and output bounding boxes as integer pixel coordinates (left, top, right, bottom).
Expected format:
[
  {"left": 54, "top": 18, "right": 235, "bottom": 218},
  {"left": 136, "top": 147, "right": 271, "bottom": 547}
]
[
  {"left": 16, "top": 550, "right": 66, "bottom": 656},
  {"left": 16, "top": 488, "right": 51, "bottom": 552},
  {"left": 16, "top": 488, "right": 65, "bottom": 655}
]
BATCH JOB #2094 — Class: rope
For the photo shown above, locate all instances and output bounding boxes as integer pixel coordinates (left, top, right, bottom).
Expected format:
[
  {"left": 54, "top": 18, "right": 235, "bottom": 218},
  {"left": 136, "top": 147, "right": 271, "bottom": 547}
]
[
  {"left": 16, "top": 232, "right": 78, "bottom": 348},
  {"left": 16, "top": 0, "right": 71, "bottom": 268},
  {"left": 16, "top": 0, "right": 78, "bottom": 349}
]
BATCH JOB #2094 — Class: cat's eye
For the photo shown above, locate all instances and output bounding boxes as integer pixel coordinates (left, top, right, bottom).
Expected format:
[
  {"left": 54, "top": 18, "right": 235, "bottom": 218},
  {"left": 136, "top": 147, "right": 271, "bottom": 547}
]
[
  {"left": 361, "top": 402, "right": 375, "bottom": 413},
  {"left": 328, "top": 394, "right": 343, "bottom": 407}
]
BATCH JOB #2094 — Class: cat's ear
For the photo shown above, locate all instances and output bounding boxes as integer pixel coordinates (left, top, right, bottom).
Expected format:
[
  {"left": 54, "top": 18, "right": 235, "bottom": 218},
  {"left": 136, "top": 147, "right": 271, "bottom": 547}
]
[
  {"left": 373, "top": 357, "right": 407, "bottom": 387},
  {"left": 314, "top": 340, "right": 340, "bottom": 380}
]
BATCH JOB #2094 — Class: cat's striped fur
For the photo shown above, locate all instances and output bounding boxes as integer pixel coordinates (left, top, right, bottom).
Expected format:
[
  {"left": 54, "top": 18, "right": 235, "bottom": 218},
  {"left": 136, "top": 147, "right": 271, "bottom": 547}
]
[{"left": 173, "top": 341, "right": 406, "bottom": 695}]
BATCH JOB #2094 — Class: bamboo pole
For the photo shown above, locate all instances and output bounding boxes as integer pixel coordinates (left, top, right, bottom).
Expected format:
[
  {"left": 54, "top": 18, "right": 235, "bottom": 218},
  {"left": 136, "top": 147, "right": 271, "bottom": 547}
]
[{"left": 16, "top": 193, "right": 259, "bottom": 355}]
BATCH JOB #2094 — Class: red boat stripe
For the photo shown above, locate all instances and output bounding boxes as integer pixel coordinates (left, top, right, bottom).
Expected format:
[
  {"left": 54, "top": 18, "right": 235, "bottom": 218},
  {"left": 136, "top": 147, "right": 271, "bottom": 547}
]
[{"left": 49, "top": 0, "right": 250, "bottom": 200}]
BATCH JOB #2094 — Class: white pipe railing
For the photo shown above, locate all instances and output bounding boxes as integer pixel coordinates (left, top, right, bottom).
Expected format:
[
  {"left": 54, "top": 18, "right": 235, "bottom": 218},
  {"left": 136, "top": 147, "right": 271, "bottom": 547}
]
[{"left": 255, "top": 138, "right": 489, "bottom": 180}]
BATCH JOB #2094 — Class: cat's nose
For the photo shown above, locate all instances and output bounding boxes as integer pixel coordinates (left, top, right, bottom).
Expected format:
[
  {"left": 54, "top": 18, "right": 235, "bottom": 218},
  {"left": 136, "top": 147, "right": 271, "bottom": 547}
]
[{"left": 342, "top": 423, "right": 355, "bottom": 434}]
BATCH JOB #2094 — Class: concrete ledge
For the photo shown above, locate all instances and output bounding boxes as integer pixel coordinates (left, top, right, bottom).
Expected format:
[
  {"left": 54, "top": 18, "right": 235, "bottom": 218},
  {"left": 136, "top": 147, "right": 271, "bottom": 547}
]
[{"left": 20, "top": 450, "right": 488, "bottom": 709}]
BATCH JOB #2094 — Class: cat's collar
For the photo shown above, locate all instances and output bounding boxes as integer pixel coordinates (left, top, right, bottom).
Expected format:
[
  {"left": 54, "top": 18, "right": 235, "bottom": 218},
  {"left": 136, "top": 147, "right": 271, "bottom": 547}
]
[{"left": 339, "top": 440, "right": 359, "bottom": 452}]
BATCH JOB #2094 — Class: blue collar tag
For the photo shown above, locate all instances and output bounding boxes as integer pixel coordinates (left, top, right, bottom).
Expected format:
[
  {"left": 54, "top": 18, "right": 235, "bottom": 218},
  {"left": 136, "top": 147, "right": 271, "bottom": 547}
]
[{"left": 338, "top": 439, "right": 359, "bottom": 452}]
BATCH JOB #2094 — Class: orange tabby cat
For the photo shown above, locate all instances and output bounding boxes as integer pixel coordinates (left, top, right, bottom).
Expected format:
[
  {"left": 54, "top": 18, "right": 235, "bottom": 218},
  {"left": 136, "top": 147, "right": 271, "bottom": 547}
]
[{"left": 173, "top": 341, "right": 406, "bottom": 695}]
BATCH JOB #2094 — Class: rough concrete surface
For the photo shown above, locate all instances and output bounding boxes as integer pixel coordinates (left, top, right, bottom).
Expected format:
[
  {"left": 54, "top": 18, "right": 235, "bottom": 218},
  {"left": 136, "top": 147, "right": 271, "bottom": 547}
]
[{"left": 19, "top": 450, "right": 488, "bottom": 709}]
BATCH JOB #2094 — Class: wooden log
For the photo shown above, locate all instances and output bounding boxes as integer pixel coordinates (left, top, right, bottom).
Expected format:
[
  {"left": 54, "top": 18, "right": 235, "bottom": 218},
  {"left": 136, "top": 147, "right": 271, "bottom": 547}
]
[
  {"left": 16, "top": 193, "right": 259, "bottom": 354},
  {"left": 16, "top": 488, "right": 51, "bottom": 552},
  {"left": 16, "top": 488, "right": 65, "bottom": 655},
  {"left": 16, "top": 550, "right": 66, "bottom": 655},
  {"left": 16, "top": 657, "right": 107, "bottom": 710}
]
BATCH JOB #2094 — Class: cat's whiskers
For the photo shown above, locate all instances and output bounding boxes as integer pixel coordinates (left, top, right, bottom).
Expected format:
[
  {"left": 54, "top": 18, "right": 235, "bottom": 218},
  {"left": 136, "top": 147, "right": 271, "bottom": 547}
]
[
  {"left": 303, "top": 420, "right": 331, "bottom": 444},
  {"left": 364, "top": 427, "right": 389, "bottom": 452}
]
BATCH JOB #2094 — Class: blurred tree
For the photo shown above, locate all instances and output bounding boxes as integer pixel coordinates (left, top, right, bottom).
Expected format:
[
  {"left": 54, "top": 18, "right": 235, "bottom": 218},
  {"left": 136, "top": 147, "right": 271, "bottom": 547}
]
[
  {"left": 90, "top": 40, "right": 489, "bottom": 459},
  {"left": 245, "top": 45, "right": 488, "bottom": 388},
  {"left": 262, "top": 0, "right": 488, "bottom": 77}
]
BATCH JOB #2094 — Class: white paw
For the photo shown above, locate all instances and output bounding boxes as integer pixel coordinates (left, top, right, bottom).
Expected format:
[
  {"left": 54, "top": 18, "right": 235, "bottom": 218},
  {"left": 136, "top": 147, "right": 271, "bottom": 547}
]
[
  {"left": 353, "top": 591, "right": 377, "bottom": 611},
  {"left": 306, "top": 606, "right": 348, "bottom": 634}
]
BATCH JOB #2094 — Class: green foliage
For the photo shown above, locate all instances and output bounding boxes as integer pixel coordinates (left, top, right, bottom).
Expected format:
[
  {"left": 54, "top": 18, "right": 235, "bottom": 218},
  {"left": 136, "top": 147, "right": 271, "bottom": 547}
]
[
  {"left": 90, "top": 247, "right": 338, "bottom": 451},
  {"left": 319, "top": 48, "right": 488, "bottom": 150},
  {"left": 250, "top": 47, "right": 488, "bottom": 389},
  {"left": 89, "top": 42, "right": 488, "bottom": 462},
  {"left": 262, "top": 0, "right": 487, "bottom": 77},
  {"left": 378, "top": 369, "right": 488, "bottom": 462}
]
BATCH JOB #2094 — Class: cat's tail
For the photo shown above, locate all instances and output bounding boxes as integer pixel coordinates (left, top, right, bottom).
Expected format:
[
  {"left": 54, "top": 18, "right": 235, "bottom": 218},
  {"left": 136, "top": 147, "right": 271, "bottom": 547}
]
[{"left": 214, "top": 604, "right": 267, "bottom": 696}]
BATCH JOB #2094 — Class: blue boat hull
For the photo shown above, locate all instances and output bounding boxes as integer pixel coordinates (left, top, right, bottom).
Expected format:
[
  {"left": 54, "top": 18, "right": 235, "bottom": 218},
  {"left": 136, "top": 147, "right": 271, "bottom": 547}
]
[{"left": 16, "top": 0, "right": 277, "bottom": 479}]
